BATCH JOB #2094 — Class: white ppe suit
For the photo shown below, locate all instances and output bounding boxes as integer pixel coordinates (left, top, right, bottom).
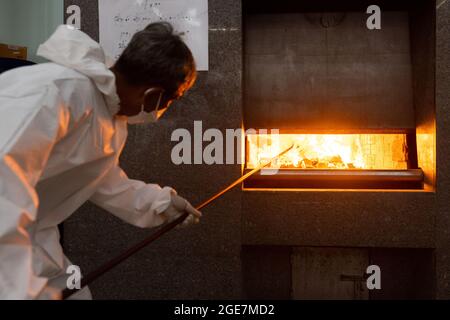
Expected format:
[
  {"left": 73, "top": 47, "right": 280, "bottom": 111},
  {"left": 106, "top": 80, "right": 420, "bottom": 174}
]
[{"left": 0, "top": 25, "right": 181, "bottom": 299}]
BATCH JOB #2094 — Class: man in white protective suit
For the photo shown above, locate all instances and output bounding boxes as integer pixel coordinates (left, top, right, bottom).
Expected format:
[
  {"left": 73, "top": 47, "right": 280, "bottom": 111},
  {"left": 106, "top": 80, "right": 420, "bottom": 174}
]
[{"left": 0, "top": 22, "right": 201, "bottom": 300}]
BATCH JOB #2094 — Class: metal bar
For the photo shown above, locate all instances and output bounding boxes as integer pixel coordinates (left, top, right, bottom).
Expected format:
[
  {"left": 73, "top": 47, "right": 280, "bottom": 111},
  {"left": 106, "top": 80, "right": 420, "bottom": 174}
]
[
  {"left": 245, "top": 169, "right": 424, "bottom": 180},
  {"left": 243, "top": 169, "right": 424, "bottom": 189}
]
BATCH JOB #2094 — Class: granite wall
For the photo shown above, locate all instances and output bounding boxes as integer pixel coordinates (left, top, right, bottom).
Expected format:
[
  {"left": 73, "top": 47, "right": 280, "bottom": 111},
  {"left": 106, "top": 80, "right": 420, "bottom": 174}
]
[
  {"left": 62, "top": 0, "right": 450, "bottom": 299},
  {"left": 435, "top": 0, "right": 450, "bottom": 299}
]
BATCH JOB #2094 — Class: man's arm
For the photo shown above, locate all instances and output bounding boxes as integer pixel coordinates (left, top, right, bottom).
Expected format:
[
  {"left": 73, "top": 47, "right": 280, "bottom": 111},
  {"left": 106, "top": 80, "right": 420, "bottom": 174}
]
[
  {"left": 89, "top": 165, "right": 173, "bottom": 228},
  {"left": 90, "top": 163, "right": 202, "bottom": 228},
  {"left": 0, "top": 85, "right": 68, "bottom": 299}
]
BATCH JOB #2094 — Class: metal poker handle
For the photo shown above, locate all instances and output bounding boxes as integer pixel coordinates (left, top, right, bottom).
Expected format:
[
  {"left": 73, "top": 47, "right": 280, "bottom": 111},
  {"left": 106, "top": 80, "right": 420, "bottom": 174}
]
[{"left": 62, "top": 145, "right": 293, "bottom": 299}]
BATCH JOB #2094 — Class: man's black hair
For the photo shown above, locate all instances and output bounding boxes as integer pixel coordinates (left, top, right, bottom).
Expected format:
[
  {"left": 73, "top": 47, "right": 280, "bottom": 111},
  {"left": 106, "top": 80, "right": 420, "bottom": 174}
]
[{"left": 114, "top": 22, "right": 196, "bottom": 97}]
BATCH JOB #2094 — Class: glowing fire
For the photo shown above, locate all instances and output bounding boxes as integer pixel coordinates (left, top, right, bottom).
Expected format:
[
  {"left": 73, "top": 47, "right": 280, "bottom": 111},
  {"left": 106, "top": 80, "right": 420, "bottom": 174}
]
[{"left": 247, "top": 134, "right": 408, "bottom": 170}]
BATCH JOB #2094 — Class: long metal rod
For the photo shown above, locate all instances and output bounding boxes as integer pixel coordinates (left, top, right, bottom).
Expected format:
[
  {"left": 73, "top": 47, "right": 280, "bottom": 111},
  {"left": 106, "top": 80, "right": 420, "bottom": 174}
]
[{"left": 62, "top": 145, "right": 293, "bottom": 299}]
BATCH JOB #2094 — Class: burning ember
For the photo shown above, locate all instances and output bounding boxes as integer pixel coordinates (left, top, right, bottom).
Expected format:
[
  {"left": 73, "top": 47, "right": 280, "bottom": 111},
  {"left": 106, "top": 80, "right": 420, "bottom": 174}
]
[{"left": 247, "top": 134, "right": 408, "bottom": 170}]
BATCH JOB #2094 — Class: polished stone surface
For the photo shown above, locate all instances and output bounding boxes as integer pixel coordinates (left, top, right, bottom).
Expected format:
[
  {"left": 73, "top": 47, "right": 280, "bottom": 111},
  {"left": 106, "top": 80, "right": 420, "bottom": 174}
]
[
  {"left": 62, "top": 0, "right": 449, "bottom": 299},
  {"left": 436, "top": 0, "right": 450, "bottom": 299}
]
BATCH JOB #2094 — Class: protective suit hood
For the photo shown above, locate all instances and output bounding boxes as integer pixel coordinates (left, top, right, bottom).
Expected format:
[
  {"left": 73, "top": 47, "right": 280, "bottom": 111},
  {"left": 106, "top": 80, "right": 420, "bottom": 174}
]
[{"left": 37, "top": 25, "right": 120, "bottom": 115}]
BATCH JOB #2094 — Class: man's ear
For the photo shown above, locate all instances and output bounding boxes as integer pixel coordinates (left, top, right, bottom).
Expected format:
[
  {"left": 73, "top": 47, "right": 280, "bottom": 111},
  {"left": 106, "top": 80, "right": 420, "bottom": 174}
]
[
  {"left": 143, "top": 87, "right": 165, "bottom": 111},
  {"left": 143, "top": 87, "right": 164, "bottom": 96}
]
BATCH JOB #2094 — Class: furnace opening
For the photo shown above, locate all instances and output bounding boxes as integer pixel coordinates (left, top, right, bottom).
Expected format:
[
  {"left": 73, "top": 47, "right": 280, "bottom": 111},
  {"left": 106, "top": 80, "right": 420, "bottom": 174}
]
[
  {"left": 246, "top": 134, "right": 409, "bottom": 170},
  {"left": 242, "top": 0, "right": 432, "bottom": 190},
  {"left": 243, "top": 133, "right": 423, "bottom": 190}
]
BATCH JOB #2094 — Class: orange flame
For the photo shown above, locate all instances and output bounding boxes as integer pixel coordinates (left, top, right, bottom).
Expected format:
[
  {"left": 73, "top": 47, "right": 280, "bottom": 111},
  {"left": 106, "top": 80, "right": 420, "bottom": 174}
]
[{"left": 247, "top": 134, "right": 408, "bottom": 170}]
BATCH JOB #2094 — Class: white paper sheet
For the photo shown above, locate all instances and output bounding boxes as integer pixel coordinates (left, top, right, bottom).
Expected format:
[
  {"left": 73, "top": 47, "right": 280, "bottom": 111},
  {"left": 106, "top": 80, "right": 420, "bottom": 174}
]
[{"left": 99, "top": 0, "right": 208, "bottom": 70}]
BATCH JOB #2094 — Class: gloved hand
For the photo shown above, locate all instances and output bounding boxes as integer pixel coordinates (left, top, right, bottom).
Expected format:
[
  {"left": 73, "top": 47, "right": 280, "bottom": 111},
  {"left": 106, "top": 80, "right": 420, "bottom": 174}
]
[{"left": 160, "top": 192, "right": 202, "bottom": 227}]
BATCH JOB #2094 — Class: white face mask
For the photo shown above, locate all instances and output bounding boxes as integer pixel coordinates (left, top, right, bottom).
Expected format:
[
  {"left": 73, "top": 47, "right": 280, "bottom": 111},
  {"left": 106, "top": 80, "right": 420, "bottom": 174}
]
[{"left": 127, "top": 89, "right": 165, "bottom": 125}]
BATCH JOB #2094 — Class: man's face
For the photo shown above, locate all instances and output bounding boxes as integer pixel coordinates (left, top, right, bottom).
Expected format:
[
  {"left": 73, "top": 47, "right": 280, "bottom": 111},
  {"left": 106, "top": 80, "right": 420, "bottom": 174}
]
[
  {"left": 142, "top": 88, "right": 178, "bottom": 116},
  {"left": 112, "top": 68, "right": 191, "bottom": 118}
]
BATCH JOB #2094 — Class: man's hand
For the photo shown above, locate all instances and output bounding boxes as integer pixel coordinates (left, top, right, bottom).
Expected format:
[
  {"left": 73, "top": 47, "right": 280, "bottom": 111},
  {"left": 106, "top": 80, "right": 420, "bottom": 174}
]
[{"left": 160, "top": 193, "right": 202, "bottom": 227}]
